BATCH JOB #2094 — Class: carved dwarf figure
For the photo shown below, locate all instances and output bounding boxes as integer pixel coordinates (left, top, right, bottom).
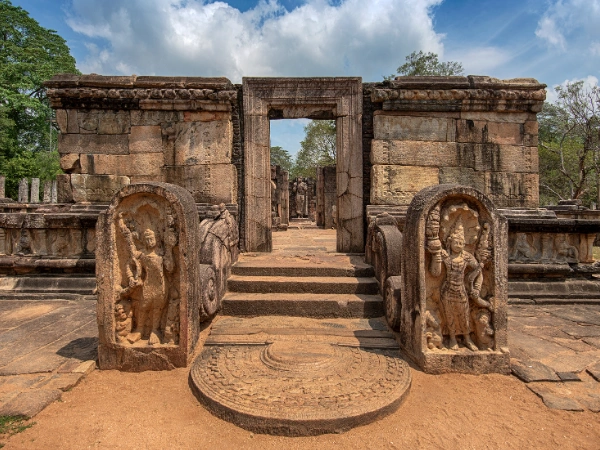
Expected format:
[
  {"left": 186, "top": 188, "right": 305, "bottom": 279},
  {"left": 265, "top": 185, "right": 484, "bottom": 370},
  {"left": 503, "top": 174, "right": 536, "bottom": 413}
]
[
  {"left": 556, "top": 234, "right": 579, "bottom": 263},
  {"left": 114, "top": 302, "right": 133, "bottom": 344},
  {"left": 510, "top": 232, "right": 536, "bottom": 262}
]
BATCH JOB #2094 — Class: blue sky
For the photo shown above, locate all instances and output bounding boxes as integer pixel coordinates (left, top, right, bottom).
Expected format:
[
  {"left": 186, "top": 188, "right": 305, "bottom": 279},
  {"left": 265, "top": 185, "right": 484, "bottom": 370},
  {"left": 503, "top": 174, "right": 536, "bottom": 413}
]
[{"left": 12, "top": 0, "right": 600, "bottom": 157}]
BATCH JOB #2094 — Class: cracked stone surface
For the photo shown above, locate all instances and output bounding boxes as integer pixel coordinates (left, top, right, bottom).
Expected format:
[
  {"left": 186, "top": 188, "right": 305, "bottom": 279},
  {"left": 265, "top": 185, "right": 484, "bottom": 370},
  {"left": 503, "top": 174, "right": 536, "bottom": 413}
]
[
  {"left": 509, "top": 304, "right": 600, "bottom": 411},
  {"left": 0, "top": 299, "right": 97, "bottom": 417}
]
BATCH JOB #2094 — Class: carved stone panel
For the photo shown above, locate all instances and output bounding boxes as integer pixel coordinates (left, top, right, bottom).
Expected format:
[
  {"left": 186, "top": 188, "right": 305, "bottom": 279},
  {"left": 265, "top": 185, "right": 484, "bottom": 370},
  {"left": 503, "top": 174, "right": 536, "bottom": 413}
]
[
  {"left": 96, "top": 182, "right": 200, "bottom": 371},
  {"left": 400, "top": 184, "right": 509, "bottom": 374}
]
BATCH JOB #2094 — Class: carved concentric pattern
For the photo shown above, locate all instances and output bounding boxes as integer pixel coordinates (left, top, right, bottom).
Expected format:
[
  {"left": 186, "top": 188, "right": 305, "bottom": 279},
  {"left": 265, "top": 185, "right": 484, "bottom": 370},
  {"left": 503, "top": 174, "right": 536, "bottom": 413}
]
[{"left": 190, "top": 341, "right": 411, "bottom": 436}]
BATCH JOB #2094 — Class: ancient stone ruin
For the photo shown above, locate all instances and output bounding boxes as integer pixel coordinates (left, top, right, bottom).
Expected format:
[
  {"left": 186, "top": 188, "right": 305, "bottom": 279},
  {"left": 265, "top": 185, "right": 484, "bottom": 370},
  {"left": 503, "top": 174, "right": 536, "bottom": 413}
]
[{"left": 0, "top": 73, "right": 598, "bottom": 434}]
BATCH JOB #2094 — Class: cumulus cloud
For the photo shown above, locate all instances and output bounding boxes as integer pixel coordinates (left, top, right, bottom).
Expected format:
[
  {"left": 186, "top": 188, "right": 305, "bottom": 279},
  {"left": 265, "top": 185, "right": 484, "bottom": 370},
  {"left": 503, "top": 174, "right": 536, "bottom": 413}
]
[
  {"left": 66, "top": 0, "right": 444, "bottom": 82},
  {"left": 535, "top": 0, "right": 600, "bottom": 53},
  {"left": 545, "top": 75, "right": 599, "bottom": 104}
]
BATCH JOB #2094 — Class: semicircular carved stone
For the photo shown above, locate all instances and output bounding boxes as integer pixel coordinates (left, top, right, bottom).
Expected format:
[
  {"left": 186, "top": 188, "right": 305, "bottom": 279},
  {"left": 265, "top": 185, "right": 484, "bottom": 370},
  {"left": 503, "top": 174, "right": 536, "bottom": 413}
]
[
  {"left": 400, "top": 184, "right": 509, "bottom": 374},
  {"left": 96, "top": 182, "right": 200, "bottom": 371}
]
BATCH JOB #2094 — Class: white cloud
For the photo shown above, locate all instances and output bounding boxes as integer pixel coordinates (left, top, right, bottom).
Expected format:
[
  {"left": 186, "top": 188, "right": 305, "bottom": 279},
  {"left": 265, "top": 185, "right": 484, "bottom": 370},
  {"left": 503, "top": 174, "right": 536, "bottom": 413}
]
[
  {"left": 447, "top": 47, "right": 512, "bottom": 76},
  {"left": 536, "top": 0, "right": 600, "bottom": 53},
  {"left": 66, "top": 0, "right": 445, "bottom": 82},
  {"left": 545, "top": 75, "right": 599, "bottom": 104}
]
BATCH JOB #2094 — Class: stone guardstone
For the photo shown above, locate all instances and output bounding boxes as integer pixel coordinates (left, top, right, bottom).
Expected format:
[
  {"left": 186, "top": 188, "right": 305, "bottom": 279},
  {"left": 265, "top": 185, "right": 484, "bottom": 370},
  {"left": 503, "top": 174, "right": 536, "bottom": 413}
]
[
  {"left": 96, "top": 182, "right": 200, "bottom": 371},
  {"left": 400, "top": 184, "right": 510, "bottom": 374}
]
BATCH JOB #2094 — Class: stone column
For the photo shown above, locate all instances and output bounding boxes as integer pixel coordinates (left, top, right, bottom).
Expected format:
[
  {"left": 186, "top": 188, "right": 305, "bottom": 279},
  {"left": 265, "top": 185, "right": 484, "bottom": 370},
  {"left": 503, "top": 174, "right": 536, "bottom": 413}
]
[
  {"left": 43, "top": 180, "right": 52, "bottom": 203},
  {"left": 51, "top": 180, "right": 58, "bottom": 203},
  {"left": 18, "top": 178, "right": 29, "bottom": 203},
  {"left": 30, "top": 178, "right": 40, "bottom": 203},
  {"left": 281, "top": 170, "right": 289, "bottom": 227},
  {"left": 0, "top": 175, "right": 5, "bottom": 198}
]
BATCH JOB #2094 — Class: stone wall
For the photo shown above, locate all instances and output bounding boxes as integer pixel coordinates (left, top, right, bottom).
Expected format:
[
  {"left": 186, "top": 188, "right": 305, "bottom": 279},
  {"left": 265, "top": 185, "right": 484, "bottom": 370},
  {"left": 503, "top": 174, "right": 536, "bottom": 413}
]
[
  {"left": 46, "top": 75, "right": 239, "bottom": 205},
  {"left": 366, "top": 76, "right": 546, "bottom": 209}
]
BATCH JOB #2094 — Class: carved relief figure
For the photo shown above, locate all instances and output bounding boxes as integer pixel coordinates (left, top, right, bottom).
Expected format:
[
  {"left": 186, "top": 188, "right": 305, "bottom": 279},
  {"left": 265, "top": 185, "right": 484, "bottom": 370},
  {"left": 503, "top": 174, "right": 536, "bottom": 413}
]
[
  {"left": 293, "top": 178, "right": 308, "bottom": 218},
  {"left": 114, "top": 302, "right": 133, "bottom": 344},
  {"left": 555, "top": 234, "right": 579, "bottom": 263},
  {"left": 426, "top": 202, "right": 494, "bottom": 352},
  {"left": 510, "top": 232, "right": 537, "bottom": 262},
  {"left": 116, "top": 205, "right": 177, "bottom": 346}
]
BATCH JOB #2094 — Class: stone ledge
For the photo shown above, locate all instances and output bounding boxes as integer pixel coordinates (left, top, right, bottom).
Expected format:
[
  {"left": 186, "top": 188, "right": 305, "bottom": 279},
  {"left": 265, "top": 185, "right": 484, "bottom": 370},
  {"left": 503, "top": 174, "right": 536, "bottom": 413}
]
[{"left": 45, "top": 74, "right": 233, "bottom": 90}]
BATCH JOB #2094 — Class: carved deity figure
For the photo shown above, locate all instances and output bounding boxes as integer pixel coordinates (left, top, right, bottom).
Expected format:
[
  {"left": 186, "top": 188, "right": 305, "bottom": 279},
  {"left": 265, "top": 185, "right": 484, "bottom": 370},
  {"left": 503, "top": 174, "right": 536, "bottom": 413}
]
[
  {"left": 510, "top": 232, "right": 537, "bottom": 262},
  {"left": 293, "top": 178, "right": 308, "bottom": 218},
  {"left": 117, "top": 213, "right": 176, "bottom": 346},
  {"left": 555, "top": 234, "right": 579, "bottom": 263},
  {"left": 426, "top": 203, "right": 493, "bottom": 352}
]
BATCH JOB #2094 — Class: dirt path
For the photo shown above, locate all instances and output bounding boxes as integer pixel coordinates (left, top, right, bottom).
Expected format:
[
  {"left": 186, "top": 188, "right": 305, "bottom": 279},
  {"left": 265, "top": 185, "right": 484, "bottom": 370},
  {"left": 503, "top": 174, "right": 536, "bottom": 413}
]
[{"left": 3, "top": 361, "right": 599, "bottom": 450}]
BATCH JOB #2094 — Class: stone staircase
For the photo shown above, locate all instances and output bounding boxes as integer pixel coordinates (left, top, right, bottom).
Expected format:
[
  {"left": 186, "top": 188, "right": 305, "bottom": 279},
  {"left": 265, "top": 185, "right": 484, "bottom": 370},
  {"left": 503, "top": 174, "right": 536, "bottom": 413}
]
[{"left": 221, "top": 254, "right": 383, "bottom": 318}]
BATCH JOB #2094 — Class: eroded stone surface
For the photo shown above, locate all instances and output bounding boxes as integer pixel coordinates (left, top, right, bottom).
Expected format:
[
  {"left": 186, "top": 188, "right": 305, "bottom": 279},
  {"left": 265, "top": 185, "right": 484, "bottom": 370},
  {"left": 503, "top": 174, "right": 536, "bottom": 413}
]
[
  {"left": 96, "top": 182, "right": 200, "bottom": 371},
  {"left": 400, "top": 184, "right": 509, "bottom": 374},
  {"left": 190, "top": 316, "right": 411, "bottom": 436}
]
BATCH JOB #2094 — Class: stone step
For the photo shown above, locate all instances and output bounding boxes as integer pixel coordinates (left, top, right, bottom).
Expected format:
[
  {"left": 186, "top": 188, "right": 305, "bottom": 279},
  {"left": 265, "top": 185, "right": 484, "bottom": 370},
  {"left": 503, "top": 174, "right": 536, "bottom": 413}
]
[
  {"left": 221, "top": 292, "right": 383, "bottom": 318},
  {"left": 0, "top": 276, "right": 96, "bottom": 295},
  {"left": 231, "top": 262, "right": 374, "bottom": 277},
  {"left": 226, "top": 275, "right": 379, "bottom": 295}
]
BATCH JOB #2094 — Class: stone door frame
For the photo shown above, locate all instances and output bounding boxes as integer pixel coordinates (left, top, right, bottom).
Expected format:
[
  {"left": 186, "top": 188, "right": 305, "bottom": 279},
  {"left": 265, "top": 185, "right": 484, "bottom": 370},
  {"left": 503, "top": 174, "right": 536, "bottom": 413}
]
[{"left": 242, "top": 77, "right": 363, "bottom": 253}]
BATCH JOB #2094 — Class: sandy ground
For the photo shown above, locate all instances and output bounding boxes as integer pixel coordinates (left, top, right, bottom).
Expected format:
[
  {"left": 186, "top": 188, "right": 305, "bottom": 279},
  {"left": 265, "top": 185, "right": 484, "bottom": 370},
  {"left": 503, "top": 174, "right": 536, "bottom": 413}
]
[{"left": 3, "top": 360, "right": 600, "bottom": 450}]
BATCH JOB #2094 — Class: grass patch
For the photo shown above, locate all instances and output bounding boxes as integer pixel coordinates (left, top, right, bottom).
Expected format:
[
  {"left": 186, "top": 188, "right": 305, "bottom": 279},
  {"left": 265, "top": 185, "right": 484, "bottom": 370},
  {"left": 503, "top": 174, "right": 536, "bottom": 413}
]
[{"left": 0, "top": 415, "right": 35, "bottom": 442}]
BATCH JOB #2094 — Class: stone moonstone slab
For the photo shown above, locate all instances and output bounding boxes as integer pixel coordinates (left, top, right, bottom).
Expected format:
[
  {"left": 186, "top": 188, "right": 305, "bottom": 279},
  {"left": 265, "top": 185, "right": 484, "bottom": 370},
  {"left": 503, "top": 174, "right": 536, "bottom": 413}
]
[{"left": 190, "top": 316, "right": 411, "bottom": 436}]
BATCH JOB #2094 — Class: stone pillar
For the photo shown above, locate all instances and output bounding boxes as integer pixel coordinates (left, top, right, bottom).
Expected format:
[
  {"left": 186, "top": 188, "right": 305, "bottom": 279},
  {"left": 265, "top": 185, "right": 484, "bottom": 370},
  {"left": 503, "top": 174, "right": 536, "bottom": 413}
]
[
  {"left": 0, "top": 175, "right": 5, "bottom": 198},
  {"left": 399, "top": 184, "right": 509, "bottom": 374},
  {"left": 18, "top": 178, "right": 29, "bottom": 203},
  {"left": 30, "top": 178, "right": 40, "bottom": 203},
  {"left": 43, "top": 180, "right": 52, "bottom": 203},
  {"left": 96, "top": 182, "right": 201, "bottom": 371},
  {"left": 51, "top": 180, "right": 58, "bottom": 203}
]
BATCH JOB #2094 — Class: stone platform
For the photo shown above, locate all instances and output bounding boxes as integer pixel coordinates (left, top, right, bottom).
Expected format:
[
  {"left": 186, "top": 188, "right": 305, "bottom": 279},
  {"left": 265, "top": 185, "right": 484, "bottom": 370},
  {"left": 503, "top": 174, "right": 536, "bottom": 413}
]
[{"left": 190, "top": 316, "right": 411, "bottom": 436}]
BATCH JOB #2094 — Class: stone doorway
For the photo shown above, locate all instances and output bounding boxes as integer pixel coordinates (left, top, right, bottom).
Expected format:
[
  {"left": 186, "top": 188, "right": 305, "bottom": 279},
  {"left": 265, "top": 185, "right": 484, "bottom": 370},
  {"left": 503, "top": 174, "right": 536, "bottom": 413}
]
[{"left": 242, "top": 78, "right": 363, "bottom": 253}]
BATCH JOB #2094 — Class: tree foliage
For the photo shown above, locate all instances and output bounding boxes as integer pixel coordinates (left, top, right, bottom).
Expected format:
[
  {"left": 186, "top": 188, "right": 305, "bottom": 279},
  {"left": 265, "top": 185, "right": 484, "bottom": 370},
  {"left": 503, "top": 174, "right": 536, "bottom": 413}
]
[
  {"left": 538, "top": 81, "right": 600, "bottom": 206},
  {"left": 0, "top": 0, "right": 79, "bottom": 198},
  {"left": 291, "top": 120, "right": 336, "bottom": 179},
  {"left": 270, "top": 145, "right": 293, "bottom": 173},
  {"left": 386, "top": 50, "right": 464, "bottom": 80}
]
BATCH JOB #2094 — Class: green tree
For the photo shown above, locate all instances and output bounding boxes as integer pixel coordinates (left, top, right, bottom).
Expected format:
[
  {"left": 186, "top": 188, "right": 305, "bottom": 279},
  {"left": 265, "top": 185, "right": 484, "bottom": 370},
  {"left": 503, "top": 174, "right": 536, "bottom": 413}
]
[
  {"left": 270, "top": 146, "right": 293, "bottom": 173},
  {"left": 0, "top": 0, "right": 79, "bottom": 198},
  {"left": 386, "top": 50, "right": 464, "bottom": 80},
  {"left": 292, "top": 120, "right": 336, "bottom": 179},
  {"left": 538, "top": 81, "right": 600, "bottom": 206}
]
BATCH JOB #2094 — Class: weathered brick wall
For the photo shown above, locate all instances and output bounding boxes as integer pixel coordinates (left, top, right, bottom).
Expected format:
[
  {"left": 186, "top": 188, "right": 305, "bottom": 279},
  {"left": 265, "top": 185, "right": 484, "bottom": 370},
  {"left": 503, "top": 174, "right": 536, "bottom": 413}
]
[
  {"left": 46, "top": 75, "right": 239, "bottom": 205},
  {"left": 367, "top": 76, "right": 546, "bottom": 208}
]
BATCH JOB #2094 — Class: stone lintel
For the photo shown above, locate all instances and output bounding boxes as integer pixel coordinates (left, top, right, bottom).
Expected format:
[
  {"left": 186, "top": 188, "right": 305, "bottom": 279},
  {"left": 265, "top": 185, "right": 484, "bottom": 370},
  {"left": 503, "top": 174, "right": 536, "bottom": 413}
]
[{"left": 45, "top": 74, "right": 233, "bottom": 90}]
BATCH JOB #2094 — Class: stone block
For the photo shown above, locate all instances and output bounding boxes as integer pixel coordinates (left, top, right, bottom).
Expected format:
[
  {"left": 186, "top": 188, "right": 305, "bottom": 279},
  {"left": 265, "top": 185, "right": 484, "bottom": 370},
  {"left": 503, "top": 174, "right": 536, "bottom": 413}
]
[
  {"left": 371, "top": 140, "right": 458, "bottom": 166},
  {"left": 399, "top": 184, "right": 509, "bottom": 374},
  {"left": 56, "top": 109, "right": 68, "bottom": 133},
  {"left": 456, "top": 120, "right": 524, "bottom": 145},
  {"left": 56, "top": 174, "right": 73, "bottom": 202},
  {"left": 459, "top": 111, "right": 536, "bottom": 123},
  {"left": 58, "top": 134, "right": 129, "bottom": 155},
  {"left": 174, "top": 120, "right": 232, "bottom": 165},
  {"left": 96, "top": 182, "right": 201, "bottom": 371},
  {"left": 183, "top": 111, "right": 231, "bottom": 122},
  {"left": 130, "top": 110, "right": 181, "bottom": 126},
  {"left": 374, "top": 115, "right": 454, "bottom": 142},
  {"left": 370, "top": 165, "right": 439, "bottom": 205},
  {"left": 483, "top": 172, "right": 539, "bottom": 208},
  {"left": 163, "top": 164, "right": 237, "bottom": 204},
  {"left": 439, "top": 167, "right": 486, "bottom": 192},
  {"left": 80, "top": 153, "right": 163, "bottom": 176},
  {"left": 524, "top": 120, "right": 538, "bottom": 146},
  {"left": 97, "top": 110, "right": 130, "bottom": 134},
  {"left": 77, "top": 110, "right": 99, "bottom": 133},
  {"left": 129, "top": 126, "right": 163, "bottom": 153},
  {"left": 455, "top": 143, "right": 538, "bottom": 173},
  {"left": 70, "top": 174, "right": 130, "bottom": 203},
  {"left": 0, "top": 389, "right": 62, "bottom": 418},
  {"left": 60, "top": 153, "right": 80, "bottom": 173},
  {"left": 67, "top": 109, "right": 79, "bottom": 133}
]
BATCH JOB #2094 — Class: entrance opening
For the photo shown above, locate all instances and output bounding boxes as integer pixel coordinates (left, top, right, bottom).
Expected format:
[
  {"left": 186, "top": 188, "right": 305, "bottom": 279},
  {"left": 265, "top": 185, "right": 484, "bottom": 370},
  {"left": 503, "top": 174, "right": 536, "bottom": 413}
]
[{"left": 269, "top": 119, "right": 337, "bottom": 253}]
